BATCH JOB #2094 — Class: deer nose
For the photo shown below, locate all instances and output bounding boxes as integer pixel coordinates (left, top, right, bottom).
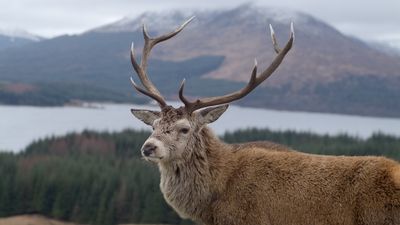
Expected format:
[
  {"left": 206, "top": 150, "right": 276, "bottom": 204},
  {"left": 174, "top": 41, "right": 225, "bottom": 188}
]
[{"left": 142, "top": 143, "right": 157, "bottom": 157}]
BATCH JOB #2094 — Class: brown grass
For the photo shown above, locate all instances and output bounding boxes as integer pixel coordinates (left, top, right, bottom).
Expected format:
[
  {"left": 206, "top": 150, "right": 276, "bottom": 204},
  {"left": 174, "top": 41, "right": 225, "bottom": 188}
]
[
  {"left": 3, "top": 83, "right": 37, "bottom": 94},
  {"left": 0, "top": 214, "right": 170, "bottom": 225},
  {"left": 0, "top": 215, "right": 80, "bottom": 225}
]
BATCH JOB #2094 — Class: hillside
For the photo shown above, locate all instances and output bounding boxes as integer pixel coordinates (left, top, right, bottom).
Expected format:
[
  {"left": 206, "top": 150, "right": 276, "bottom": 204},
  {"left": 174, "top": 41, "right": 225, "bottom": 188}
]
[
  {"left": 0, "top": 30, "right": 227, "bottom": 105},
  {"left": 0, "top": 29, "right": 41, "bottom": 50},
  {"left": 0, "top": 35, "right": 34, "bottom": 50},
  {"left": 0, "top": 4, "right": 400, "bottom": 117}
]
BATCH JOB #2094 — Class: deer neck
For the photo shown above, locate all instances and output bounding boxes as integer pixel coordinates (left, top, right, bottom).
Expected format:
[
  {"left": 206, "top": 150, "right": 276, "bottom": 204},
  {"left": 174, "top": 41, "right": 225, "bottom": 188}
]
[{"left": 158, "top": 126, "right": 227, "bottom": 221}]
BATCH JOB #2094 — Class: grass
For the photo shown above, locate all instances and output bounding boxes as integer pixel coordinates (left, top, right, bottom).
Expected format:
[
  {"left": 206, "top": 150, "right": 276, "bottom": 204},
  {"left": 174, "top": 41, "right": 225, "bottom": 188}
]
[
  {"left": 0, "top": 214, "right": 170, "bottom": 225},
  {"left": 0, "top": 215, "right": 78, "bottom": 225}
]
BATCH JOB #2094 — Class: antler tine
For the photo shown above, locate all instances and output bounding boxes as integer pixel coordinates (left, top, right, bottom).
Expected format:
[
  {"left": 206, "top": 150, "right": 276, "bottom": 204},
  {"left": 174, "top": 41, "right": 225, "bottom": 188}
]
[
  {"left": 179, "top": 78, "right": 191, "bottom": 106},
  {"left": 269, "top": 24, "right": 280, "bottom": 54},
  {"left": 130, "top": 77, "right": 167, "bottom": 106},
  {"left": 180, "top": 23, "right": 294, "bottom": 114},
  {"left": 180, "top": 59, "right": 258, "bottom": 113},
  {"left": 130, "top": 17, "right": 195, "bottom": 108},
  {"left": 130, "top": 42, "right": 167, "bottom": 107},
  {"left": 141, "top": 16, "right": 195, "bottom": 71},
  {"left": 254, "top": 23, "right": 294, "bottom": 86}
]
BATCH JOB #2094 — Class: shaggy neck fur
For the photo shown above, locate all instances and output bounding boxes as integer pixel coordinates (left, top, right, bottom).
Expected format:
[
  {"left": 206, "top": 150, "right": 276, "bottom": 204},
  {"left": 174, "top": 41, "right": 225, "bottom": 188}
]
[{"left": 158, "top": 126, "right": 227, "bottom": 222}]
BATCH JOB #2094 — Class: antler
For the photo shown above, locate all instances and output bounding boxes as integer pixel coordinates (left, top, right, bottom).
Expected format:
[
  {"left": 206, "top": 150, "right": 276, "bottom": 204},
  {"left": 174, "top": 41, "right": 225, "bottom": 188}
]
[
  {"left": 130, "top": 16, "right": 195, "bottom": 108},
  {"left": 179, "top": 22, "right": 294, "bottom": 114}
]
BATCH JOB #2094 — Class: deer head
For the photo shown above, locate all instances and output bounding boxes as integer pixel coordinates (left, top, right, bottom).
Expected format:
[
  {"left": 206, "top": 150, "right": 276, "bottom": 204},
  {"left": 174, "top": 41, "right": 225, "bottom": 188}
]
[{"left": 130, "top": 17, "right": 294, "bottom": 163}]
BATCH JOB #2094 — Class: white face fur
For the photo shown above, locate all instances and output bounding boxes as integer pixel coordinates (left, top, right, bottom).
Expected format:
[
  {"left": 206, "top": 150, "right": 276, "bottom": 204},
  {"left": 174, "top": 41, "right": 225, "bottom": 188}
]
[
  {"left": 131, "top": 104, "right": 229, "bottom": 163},
  {"left": 142, "top": 118, "right": 192, "bottom": 162}
]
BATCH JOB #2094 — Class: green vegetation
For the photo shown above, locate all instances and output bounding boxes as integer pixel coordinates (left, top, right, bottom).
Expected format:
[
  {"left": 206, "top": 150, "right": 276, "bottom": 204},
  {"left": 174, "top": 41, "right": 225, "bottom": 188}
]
[
  {"left": 0, "top": 128, "right": 400, "bottom": 225},
  {"left": 0, "top": 81, "right": 145, "bottom": 106}
]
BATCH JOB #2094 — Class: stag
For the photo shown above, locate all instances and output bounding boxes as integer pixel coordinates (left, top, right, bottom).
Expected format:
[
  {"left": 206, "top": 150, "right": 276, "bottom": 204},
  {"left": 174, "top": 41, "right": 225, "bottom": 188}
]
[{"left": 129, "top": 17, "right": 400, "bottom": 225}]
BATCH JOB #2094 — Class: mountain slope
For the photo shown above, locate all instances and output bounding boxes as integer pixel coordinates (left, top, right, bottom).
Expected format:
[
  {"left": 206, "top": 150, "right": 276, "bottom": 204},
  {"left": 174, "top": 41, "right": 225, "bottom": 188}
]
[
  {"left": 0, "top": 30, "right": 226, "bottom": 105},
  {"left": 0, "top": 4, "right": 400, "bottom": 117},
  {"left": 0, "top": 34, "right": 35, "bottom": 50},
  {"left": 0, "top": 29, "right": 42, "bottom": 50}
]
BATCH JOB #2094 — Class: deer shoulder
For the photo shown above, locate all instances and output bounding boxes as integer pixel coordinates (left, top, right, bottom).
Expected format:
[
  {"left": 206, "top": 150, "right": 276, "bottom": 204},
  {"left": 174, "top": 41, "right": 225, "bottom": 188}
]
[{"left": 230, "top": 141, "right": 294, "bottom": 153}]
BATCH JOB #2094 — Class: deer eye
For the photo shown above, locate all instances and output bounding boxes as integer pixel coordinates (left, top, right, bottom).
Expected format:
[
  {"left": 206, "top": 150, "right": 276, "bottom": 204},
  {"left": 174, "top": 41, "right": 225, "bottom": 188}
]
[{"left": 179, "top": 128, "right": 189, "bottom": 134}]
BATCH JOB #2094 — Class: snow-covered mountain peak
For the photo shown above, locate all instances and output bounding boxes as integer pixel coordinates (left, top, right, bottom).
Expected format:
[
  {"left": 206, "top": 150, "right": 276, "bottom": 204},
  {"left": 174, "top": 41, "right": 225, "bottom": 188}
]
[
  {"left": 0, "top": 28, "right": 42, "bottom": 41},
  {"left": 91, "top": 4, "right": 314, "bottom": 34}
]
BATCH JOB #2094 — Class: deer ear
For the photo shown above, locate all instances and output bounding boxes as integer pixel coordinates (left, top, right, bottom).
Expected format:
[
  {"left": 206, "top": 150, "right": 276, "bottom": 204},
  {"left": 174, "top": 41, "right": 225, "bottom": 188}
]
[
  {"left": 131, "top": 109, "right": 160, "bottom": 126},
  {"left": 197, "top": 104, "right": 229, "bottom": 124}
]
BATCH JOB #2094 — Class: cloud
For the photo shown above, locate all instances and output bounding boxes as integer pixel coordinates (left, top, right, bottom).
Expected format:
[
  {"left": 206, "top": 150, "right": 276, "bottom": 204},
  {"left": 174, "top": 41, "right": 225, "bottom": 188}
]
[{"left": 0, "top": 0, "right": 399, "bottom": 48}]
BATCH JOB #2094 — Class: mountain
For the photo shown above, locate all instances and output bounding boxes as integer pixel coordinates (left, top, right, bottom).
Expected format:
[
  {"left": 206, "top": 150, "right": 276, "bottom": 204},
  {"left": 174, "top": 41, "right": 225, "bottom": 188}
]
[
  {"left": 367, "top": 41, "right": 400, "bottom": 57},
  {"left": 0, "top": 4, "right": 400, "bottom": 117},
  {"left": 0, "top": 29, "right": 42, "bottom": 50}
]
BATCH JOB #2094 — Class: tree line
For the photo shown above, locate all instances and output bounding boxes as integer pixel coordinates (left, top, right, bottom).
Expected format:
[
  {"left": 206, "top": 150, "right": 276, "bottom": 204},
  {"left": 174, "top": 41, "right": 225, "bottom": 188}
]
[{"left": 0, "top": 128, "right": 400, "bottom": 224}]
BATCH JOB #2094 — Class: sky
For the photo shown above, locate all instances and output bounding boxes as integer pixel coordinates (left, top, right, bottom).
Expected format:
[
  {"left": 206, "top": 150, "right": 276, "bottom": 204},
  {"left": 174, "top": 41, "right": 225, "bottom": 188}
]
[{"left": 0, "top": 0, "right": 399, "bottom": 49}]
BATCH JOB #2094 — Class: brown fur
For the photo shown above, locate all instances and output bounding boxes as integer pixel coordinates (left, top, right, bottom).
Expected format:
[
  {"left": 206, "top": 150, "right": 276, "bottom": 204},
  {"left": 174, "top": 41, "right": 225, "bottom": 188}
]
[{"left": 156, "top": 125, "right": 400, "bottom": 225}]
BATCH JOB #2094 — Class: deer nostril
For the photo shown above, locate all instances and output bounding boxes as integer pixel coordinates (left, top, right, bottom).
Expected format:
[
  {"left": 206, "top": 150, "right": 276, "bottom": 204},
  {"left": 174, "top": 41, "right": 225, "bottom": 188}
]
[{"left": 142, "top": 144, "right": 157, "bottom": 157}]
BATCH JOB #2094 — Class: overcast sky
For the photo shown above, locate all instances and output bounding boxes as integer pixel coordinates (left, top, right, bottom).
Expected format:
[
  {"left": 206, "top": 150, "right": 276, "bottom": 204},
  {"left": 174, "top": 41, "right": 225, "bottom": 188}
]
[{"left": 0, "top": 0, "right": 399, "bottom": 49}]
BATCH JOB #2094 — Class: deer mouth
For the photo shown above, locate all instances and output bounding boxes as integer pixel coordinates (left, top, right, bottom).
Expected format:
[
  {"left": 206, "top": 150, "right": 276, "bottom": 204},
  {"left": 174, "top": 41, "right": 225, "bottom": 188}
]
[{"left": 143, "top": 155, "right": 164, "bottom": 162}]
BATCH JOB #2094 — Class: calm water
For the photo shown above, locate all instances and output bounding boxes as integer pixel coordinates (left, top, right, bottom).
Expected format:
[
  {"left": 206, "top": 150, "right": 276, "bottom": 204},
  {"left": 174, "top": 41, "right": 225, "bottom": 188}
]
[{"left": 2, "top": 102, "right": 400, "bottom": 152}]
